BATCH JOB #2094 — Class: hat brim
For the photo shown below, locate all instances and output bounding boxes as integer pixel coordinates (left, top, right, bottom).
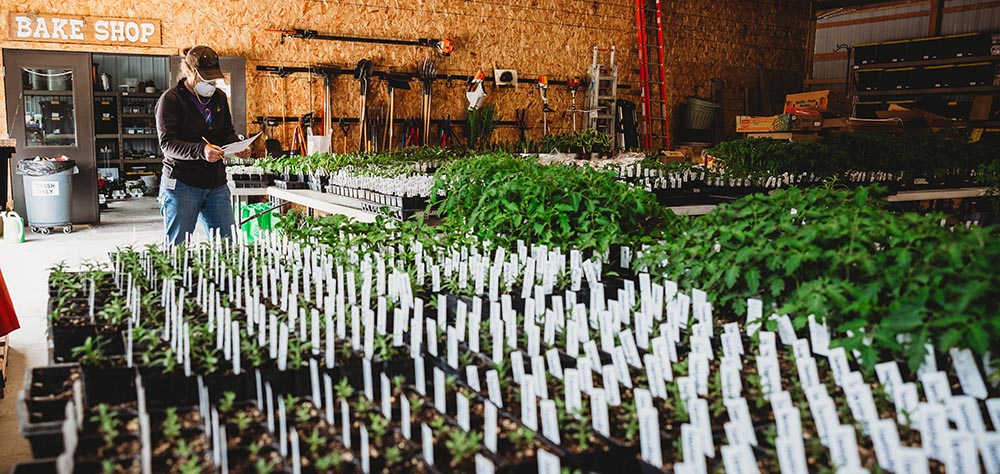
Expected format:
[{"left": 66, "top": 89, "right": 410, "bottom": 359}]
[{"left": 198, "top": 67, "right": 225, "bottom": 81}]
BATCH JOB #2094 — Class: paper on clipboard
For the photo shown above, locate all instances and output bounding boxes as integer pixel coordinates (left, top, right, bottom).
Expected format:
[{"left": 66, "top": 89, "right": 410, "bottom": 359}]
[{"left": 221, "top": 133, "right": 261, "bottom": 158}]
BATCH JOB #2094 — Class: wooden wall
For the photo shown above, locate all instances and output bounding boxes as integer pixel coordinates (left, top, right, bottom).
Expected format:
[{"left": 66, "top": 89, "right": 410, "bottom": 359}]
[{"left": 2, "top": 0, "right": 812, "bottom": 150}]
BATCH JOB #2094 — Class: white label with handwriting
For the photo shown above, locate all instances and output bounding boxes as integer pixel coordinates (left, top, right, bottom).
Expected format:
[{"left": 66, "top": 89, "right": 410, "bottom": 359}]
[
  {"left": 540, "top": 399, "right": 560, "bottom": 445},
  {"left": 591, "top": 389, "right": 610, "bottom": 437},
  {"left": 918, "top": 402, "right": 950, "bottom": 461},
  {"left": 638, "top": 407, "right": 663, "bottom": 466},
  {"left": 950, "top": 348, "right": 988, "bottom": 400},
  {"left": 807, "top": 314, "right": 830, "bottom": 356},
  {"left": 721, "top": 444, "right": 759, "bottom": 474},
  {"left": 946, "top": 430, "right": 978, "bottom": 474},
  {"left": 870, "top": 418, "right": 901, "bottom": 472},
  {"left": 829, "top": 424, "right": 861, "bottom": 469},
  {"left": 946, "top": 395, "right": 987, "bottom": 434},
  {"left": 920, "top": 371, "right": 952, "bottom": 406}
]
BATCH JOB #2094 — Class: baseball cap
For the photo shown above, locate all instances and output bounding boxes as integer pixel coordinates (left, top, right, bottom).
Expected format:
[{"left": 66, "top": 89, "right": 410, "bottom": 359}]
[{"left": 185, "top": 45, "right": 224, "bottom": 81}]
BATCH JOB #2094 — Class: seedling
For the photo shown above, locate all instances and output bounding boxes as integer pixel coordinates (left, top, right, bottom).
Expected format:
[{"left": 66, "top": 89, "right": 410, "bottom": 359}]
[
  {"left": 162, "top": 407, "right": 182, "bottom": 440},
  {"left": 445, "top": 428, "right": 483, "bottom": 466}
]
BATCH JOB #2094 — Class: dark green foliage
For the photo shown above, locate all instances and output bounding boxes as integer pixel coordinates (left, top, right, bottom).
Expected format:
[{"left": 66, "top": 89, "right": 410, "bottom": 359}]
[
  {"left": 428, "top": 153, "right": 675, "bottom": 252},
  {"left": 636, "top": 185, "right": 1000, "bottom": 374}
]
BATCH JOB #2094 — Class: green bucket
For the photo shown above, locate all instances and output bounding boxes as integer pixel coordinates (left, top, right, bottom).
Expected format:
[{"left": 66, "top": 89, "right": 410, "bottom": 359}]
[{"left": 240, "top": 203, "right": 280, "bottom": 242}]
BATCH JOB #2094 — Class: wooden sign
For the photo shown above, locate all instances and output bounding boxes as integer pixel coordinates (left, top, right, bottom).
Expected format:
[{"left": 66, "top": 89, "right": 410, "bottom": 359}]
[{"left": 9, "top": 13, "right": 161, "bottom": 46}]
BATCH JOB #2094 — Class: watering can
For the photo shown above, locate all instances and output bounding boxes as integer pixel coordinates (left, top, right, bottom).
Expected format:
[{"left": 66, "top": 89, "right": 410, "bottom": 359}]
[{"left": 2, "top": 211, "right": 25, "bottom": 243}]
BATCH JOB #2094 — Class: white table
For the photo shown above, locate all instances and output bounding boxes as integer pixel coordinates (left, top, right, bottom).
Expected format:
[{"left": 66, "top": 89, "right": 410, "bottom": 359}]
[{"left": 266, "top": 187, "right": 378, "bottom": 223}]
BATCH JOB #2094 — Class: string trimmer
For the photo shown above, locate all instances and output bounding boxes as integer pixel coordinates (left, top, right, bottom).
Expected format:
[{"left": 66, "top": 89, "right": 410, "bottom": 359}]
[{"left": 537, "top": 75, "right": 553, "bottom": 135}]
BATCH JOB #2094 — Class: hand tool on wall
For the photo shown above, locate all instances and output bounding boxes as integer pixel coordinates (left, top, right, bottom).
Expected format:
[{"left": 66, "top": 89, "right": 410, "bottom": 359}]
[
  {"left": 538, "top": 75, "right": 552, "bottom": 135},
  {"left": 566, "top": 77, "right": 582, "bottom": 132},
  {"left": 267, "top": 28, "right": 454, "bottom": 56},
  {"left": 515, "top": 109, "right": 528, "bottom": 144},
  {"left": 354, "top": 59, "right": 374, "bottom": 153},
  {"left": 338, "top": 119, "right": 350, "bottom": 153},
  {"left": 418, "top": 59, "right": 437, "bottom": 146},
  {"left": 466, "top": 70, "right": 486, "bottom": 110},
  {"left": 383, "top": 74, "right": 411, "bottom": 150}
]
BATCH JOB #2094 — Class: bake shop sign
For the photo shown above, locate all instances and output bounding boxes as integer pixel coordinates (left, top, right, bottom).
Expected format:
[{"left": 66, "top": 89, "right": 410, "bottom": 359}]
[{"left": 9, "top": 13, "right": 161, "bottom": 46}]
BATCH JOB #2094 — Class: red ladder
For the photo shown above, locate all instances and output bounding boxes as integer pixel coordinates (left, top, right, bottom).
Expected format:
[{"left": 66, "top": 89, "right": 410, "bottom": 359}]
[{"left": 634, "top": 0, "right": 669, "bottom": 150}]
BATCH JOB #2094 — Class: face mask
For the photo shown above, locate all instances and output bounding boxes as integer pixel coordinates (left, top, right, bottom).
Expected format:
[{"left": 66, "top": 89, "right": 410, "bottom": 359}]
[{"left": 194, "top": 80, "right": 217, "bottom": 98}]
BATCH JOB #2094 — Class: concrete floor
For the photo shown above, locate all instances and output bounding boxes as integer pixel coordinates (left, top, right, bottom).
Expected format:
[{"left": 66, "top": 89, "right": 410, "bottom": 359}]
[{"left": 0, "top": 197, "right": 165, "bottom": 471}]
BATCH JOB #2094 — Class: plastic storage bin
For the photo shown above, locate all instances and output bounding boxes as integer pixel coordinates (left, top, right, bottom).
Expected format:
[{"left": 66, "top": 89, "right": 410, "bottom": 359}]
[{"left": 683, "top": 97, "right": 720, "bottom": 130}]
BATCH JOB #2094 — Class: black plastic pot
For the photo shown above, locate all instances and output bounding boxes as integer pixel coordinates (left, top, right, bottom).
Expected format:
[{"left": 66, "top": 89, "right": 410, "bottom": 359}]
[{"left": 81, "top": 359, "right": 136, "bottom": 406}]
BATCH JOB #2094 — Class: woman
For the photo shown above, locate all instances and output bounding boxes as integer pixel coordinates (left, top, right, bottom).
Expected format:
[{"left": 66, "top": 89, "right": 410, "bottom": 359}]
[{"left": 155, "top": 45, "right": 249, "bottom": 246}]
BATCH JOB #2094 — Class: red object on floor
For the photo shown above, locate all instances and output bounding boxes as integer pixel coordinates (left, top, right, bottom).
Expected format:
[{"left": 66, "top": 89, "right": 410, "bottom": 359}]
[{"left": 0, "top": 267, "right": 19, "bottom": 337}]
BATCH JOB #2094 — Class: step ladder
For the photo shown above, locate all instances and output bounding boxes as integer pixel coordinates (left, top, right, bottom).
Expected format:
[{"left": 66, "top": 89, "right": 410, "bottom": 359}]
[
  {"left": 586, "top": 46, "right": 619, "bottom": 149},
  {"left": 634, "top": 0, "right": 669, "bottom": 150}
]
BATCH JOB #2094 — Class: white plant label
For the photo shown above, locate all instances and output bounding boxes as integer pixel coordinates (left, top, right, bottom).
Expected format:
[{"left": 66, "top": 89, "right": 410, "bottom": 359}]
[
  {"left": 475, "top": 454, "right": 495, "bottom": 474},
  {"left": 829, "top": 424, "right": 862, "bottom": 469},
  {"left": 945, "top": 430, "right": 978, "bottom": 474},
  {"left": 919, "top": 371, "right": 952, "bottom": 406},
  {"left": 484, "top": 401, "right": 498, "bottom": 453},
  {"left": 536, "top": 449, "right": 561, "bottom": 474},
  {"left": 721, "top": 444, "right": 760, "bottom": 474},
  {"left": 870, "top": 418, "right": 901, "bottom": 472},
  {"left": 602, "top": 365, "right": 622, "bottom": 406},
  {"left": 745, "top": 298, "right": 763, "bottom": 336},
  {"left": 401, "top": 396, "right": 411, "bottom": 440},
  {"left": 457, "top": 394, "right": 471, "bottom": 432},
  {"left": 422, "top": 424, "right": 434, "bottom": 466},
  {"left": 591, "top": 389, "right": 610, "bottom": 437},
  {"left": 681, "top": 423, "right": 706, "bottom": 474},
  {"left": 520, "top": 378, "right": 538, "bottom": 431},
  {"left": 918, "top": 402, "right": 951, "bottom": 461},
  {"left": 434, "top": 367, "right": 446, "bottom": 412},
  {"left": 875, "top": 361, "right": 904, "bottom": 395},
  {"left": 638, "top": 407, "right": 663, "bottom": 466},
  {"left": 950, "top": 348, "right": 988, "bottom": 400},
  {"left": 946, "top": 395, "right": 987, "bottom": 434},
  {"left": 894, "top": 382, "right": 920, "bottom": 426},
  {"left": 540, "top": 399, "right": 560, "bottom": 445}
]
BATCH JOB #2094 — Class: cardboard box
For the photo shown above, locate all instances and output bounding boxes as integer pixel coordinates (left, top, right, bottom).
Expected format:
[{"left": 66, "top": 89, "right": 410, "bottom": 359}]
[
  {"left": 784, "top": 90, "right": 850, "bottom": 114},
  {"left": 970, "top": 95, "right": 994, "bottom": 121},
  {"left": 737, "top": 114, "right": 822, "bottom": 133},
  {"left": 746, "top": 132, "right": 819, "bottom": 142}
]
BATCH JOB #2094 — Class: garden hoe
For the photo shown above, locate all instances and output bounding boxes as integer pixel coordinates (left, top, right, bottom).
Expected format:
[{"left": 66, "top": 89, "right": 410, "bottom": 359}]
[
  {"left": 383, "top": 74, "right": 411, "bottom": 150},
  {"left": 354, "top": 59, "right": 374, "bottom": 152},
  {"left": 538, "top": 75, "right": 553, "bottom": 135},
  {"left": 419, "top": 58, "right": 437, "bottom": 145}
]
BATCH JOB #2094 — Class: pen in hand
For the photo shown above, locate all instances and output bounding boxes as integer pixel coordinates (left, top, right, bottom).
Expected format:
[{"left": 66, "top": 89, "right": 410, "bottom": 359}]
[{"left": 202, "top": 136, "right": 224, "bottom": 162}]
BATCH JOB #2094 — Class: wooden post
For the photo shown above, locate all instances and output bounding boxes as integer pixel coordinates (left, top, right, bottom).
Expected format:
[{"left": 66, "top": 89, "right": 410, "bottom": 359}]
[{"left": 929, "top": 0, "right": 944, "bottom": 36}]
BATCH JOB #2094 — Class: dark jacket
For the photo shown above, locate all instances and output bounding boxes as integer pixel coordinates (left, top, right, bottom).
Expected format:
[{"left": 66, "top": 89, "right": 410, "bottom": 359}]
[{"left": 155, "top": 79, "right": 239, "bottom": 188}]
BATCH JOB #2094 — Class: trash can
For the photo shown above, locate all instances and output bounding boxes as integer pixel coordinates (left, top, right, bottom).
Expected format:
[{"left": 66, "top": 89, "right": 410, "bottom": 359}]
[
  {"left": 15, "top": 158, "right": 78, "bottom": 235},
  {"left": 684, "top": 97, "right": 720, "bottom": 130}
]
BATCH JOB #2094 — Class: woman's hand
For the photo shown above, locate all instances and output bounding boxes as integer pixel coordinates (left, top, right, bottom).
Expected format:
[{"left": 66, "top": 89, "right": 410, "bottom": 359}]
[{"left": 204, "top": 144, "right": 224, "bottom": 162}]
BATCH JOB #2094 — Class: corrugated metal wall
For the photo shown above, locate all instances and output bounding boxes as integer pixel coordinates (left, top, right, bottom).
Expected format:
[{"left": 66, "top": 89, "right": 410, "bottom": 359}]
[
  {"left": 92, "top": 54, "right": 170, "bottom": 93},
  {"left": 941, "top": 0, "right": 1000, "bottom": 35},
  {"left": 811, "top": 0, "right": 1000, "bottom": 86}
]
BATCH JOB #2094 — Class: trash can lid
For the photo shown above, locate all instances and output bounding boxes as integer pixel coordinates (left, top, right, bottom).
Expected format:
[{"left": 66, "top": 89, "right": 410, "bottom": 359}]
[{"left": 15, "top": 157, "right": 77, "bottom": 176}]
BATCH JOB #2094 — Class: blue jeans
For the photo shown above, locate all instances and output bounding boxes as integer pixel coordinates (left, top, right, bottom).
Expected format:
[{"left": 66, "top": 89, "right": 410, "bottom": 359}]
[{"left": 159, "top": 177, "right": 234, "bottom": 246}]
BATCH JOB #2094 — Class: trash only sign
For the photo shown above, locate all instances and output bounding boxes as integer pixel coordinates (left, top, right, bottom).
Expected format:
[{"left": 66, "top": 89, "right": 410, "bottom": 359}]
[{"left": 32, "top": 181, "right": 60, "bottom": 196}]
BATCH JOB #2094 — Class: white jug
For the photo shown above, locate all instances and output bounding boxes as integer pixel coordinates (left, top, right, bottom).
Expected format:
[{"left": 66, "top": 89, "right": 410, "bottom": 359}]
[{"left": 2, "top": 211, "right": 25, "bottom": 243}]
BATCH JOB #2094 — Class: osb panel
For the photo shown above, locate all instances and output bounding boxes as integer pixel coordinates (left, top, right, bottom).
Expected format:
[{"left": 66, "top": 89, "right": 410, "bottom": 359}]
[
  {"left": 2, "top": 0, "right": 636, "bottom": 149},
  {"left": 1, "top": 0, "right": 809, "bottom": 149}
]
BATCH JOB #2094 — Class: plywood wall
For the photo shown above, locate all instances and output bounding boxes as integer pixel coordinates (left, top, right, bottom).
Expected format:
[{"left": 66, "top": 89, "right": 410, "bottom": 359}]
[{"left": 2, "top": 0, "right": 811, "bottom": 150}]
